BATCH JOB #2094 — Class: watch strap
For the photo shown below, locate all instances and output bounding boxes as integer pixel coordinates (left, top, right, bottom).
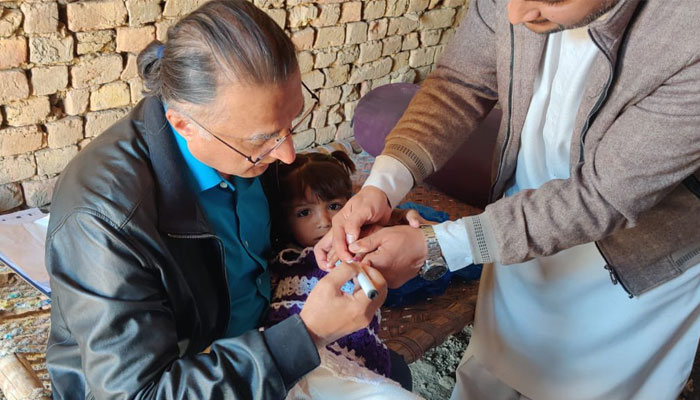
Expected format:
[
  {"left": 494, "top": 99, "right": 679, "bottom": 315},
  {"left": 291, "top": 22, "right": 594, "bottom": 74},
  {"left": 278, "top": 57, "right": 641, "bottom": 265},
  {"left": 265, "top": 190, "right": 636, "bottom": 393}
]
[{"left": 420, "top": 224, "right": 443, "bottom": 261}]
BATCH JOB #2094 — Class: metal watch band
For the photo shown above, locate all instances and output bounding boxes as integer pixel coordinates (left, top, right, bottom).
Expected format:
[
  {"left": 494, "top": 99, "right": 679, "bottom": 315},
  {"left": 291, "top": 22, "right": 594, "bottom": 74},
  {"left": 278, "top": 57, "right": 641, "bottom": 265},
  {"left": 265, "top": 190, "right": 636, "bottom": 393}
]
[
  {"left": 420, "top": 224, "right": 442, "bottom": 260},
  {"left": 419, "top": 224, "right": 447, "bottom": 280}
]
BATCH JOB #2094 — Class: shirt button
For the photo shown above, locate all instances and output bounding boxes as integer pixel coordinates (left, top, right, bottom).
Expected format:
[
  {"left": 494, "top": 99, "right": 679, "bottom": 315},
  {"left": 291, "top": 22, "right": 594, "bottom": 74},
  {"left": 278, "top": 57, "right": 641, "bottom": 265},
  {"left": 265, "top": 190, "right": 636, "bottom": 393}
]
[
  {"left": 256, "top": 277, "right": 262, "bottom": 285},
  {"left": 219, "top": 182, "right": 228, "bottom": 189},
  {"left": 244, "top": 241, "right": 249, "bottom": 247}
]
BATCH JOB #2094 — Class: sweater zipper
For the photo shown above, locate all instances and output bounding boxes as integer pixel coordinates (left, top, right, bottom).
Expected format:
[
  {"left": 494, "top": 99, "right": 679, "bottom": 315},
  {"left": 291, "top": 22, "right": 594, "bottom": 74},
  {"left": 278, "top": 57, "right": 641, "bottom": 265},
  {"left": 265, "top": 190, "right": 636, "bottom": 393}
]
[
  {"left": 578, "top": 31, "right": 614, "bottom": 163},
  {"left": 492, "top": 29, "right": 630, "bottom": 298},
  {"left": 167, "top": 232, "right": 231, "bottom": 335},
  {"left": 583, "top": 34, "right": 631, "bottom": 298},
  {"left": 596, "top": 242, "right": 633, "bottom": 298},
  {"left": 489, "top": 24, "right": 516, "bottom": 203}
]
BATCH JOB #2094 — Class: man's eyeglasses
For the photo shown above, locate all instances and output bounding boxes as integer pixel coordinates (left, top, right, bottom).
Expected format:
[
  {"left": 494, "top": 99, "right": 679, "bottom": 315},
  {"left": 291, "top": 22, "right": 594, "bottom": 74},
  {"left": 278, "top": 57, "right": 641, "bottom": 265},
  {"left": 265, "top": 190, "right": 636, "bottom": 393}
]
[{"left": 181, "top": 82, "right": 319, "bottom": 166}]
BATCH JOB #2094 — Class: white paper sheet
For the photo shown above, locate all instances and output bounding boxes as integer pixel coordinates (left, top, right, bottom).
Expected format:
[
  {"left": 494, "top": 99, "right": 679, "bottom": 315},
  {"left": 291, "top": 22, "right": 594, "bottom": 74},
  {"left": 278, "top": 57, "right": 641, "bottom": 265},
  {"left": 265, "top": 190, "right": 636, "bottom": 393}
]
[{"left": 0, "top": 209, "right": 51, "bottom": 295}]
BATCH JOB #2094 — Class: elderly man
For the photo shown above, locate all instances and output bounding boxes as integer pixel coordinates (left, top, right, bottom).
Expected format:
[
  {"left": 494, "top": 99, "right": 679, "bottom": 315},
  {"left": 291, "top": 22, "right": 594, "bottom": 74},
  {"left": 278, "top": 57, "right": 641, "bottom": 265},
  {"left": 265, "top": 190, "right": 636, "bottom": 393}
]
[
  {"left": 317, "top": 0, "right": 700, "bottom": 398},
  {"left": 45, "top": 1, "right": 388, "bottom": 399}
]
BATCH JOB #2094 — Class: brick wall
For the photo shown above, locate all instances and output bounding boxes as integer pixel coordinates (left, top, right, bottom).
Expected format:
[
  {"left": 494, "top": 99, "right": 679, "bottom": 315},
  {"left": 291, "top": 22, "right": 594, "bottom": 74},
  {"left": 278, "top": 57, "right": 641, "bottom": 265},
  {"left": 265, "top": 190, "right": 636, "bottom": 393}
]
[{"left": 0, "top": 0, "right": 468, "bottom": 211}]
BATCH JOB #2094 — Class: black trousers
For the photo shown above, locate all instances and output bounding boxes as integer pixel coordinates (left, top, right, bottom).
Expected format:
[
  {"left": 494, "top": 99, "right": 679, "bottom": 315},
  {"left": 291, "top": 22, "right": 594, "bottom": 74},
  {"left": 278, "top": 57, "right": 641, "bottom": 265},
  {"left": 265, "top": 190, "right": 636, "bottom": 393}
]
[{"left": 388, "top": 349, "right": 413, "bottom": 391}]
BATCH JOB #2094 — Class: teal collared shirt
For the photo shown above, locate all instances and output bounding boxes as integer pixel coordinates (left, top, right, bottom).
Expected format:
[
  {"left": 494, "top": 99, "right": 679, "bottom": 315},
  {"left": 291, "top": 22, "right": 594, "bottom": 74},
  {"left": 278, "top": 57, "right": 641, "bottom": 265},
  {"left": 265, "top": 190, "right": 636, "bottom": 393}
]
[{"left": 169, "top": 122, "right": 272, "bottom": 338}]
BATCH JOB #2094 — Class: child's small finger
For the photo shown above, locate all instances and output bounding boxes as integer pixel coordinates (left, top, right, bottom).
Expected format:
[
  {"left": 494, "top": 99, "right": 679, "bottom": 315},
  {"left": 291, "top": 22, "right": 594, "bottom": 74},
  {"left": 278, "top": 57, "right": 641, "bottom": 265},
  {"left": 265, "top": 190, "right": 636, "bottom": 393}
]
[
  {"left": 405, "top": 209, "right": 423, "bottom": 227},
  {"left": 328, "top": 249, "right": 338, "bottom": 268},
  {"left": 313, "top": 232, "right": 333, "bottom": 269}
]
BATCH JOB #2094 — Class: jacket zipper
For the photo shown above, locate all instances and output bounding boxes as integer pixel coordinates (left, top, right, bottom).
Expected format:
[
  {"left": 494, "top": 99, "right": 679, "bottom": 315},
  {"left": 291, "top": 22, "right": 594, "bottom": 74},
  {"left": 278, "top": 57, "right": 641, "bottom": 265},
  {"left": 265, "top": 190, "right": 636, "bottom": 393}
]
[
  {"left": 489, "top": 27, "right": 632, "bottom": 298},
  {"left": 578, "top": 32, "right": 615, "bottom": 163},
  {"left": 584, "top": 33, "right": 634, "bottom": 298},
  {"left": 596, "top": 242, "right": 633, "bottom": 298},
  {"left": 167, "top": 232, "right": 231, "bottom": 336},
  {"left": 489, "top": 24, "right": 516, "bottom": 203}
]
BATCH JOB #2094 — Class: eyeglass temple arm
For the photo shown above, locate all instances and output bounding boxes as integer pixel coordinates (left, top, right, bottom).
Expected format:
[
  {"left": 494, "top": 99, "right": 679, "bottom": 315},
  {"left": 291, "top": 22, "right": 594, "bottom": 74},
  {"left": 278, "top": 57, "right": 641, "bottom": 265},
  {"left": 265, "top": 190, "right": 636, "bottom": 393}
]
[{"left": 301, "top": 81, "right": 320, "bottom": 102}]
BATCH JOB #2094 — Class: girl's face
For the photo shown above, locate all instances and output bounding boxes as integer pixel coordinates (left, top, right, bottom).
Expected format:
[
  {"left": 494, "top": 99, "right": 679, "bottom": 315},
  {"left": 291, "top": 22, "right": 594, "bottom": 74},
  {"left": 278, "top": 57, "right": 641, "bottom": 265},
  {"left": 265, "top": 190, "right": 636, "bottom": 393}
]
[{"left": 286, "top": 186, "right": 347, "bottom": 248}]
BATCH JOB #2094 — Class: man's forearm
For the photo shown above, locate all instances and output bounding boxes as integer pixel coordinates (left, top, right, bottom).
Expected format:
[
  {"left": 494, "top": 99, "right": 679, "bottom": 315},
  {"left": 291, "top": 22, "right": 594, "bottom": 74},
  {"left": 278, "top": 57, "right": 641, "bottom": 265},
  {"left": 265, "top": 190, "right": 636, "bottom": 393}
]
[
  {"left": 363, "top": 155, "right": 414, "bottom": 208},
  {"left": 379, "top": 0, "right": 500, "bottom": 183}
]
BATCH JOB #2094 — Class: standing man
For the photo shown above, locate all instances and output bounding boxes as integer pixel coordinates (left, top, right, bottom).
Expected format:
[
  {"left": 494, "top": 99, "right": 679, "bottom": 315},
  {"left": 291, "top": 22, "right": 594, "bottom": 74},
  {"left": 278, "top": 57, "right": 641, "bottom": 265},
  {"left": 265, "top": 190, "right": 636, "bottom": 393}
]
[
  {"left": 45, "top": 1, "right": 386, "bottom": 399},
  {"left": 316, "top": 0, "right": 700, "bottom": 398}
]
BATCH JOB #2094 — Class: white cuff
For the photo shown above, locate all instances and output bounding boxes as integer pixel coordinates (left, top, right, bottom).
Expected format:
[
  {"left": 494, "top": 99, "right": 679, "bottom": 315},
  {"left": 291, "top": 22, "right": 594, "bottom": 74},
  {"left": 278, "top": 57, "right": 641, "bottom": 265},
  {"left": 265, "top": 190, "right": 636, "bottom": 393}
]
[
  {"left": 362, "top": 155, "right": 414, "bottom": 208},
  {"left": 432, "top": 219, "right": 474, "bottom": 271}
]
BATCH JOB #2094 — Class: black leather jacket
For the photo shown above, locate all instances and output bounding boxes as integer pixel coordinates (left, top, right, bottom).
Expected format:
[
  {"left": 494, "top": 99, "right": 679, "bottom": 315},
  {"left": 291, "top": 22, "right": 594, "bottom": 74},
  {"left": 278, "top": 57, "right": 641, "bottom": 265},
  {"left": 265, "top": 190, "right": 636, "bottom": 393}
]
[{"left": 45, "top": 96, "right": 320, "bottom": 399}]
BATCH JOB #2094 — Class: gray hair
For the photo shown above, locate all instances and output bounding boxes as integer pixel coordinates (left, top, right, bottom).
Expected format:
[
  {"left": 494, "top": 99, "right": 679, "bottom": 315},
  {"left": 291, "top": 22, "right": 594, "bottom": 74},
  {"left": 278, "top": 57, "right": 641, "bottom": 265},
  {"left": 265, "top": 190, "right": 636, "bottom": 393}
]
[{"left": 137, "top": 0, "right": 298, "bottom": 107}]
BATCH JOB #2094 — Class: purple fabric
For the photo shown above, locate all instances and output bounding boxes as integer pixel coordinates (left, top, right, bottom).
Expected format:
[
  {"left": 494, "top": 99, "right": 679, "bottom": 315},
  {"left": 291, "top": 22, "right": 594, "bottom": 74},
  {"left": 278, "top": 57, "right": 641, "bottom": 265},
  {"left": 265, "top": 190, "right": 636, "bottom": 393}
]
[
  {"left": 353, "top": 83, "right": 420, "bottom": 157},
  {"left": 265, "top": 248, "right": 391, "bottom": 377},
  {"left": 354, "top": 82, "right": 502, "bottom": 209}
]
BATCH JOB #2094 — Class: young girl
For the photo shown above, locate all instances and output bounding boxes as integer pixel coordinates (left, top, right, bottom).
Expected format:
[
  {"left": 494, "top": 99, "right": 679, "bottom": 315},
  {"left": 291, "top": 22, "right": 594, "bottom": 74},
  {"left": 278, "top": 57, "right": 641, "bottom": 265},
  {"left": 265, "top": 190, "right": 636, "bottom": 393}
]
[{"left": 265, "top": 151, "right": 422, "bottom": 400}]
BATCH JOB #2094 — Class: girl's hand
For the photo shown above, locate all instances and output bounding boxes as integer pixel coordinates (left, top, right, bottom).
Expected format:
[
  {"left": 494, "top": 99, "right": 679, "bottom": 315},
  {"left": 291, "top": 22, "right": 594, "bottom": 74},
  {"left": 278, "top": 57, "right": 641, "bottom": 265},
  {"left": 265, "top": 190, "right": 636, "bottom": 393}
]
[
  {"left": 388, "top": 208, "right": 435, "bottom": 227},
  {"left": 314, "top": 186, "right": 392, "bottom": 269}
]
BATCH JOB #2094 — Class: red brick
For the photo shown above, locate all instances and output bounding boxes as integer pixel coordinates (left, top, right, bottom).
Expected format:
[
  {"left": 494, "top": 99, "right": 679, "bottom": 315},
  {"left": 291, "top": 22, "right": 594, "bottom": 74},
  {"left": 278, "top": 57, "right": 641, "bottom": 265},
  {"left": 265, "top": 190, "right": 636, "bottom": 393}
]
[
  {"left": 0, "top": 155, "right": 36, "bottom": 185},
  {"left": 31, "top": 65, "right": 68, "bottom": 96},
  {"left": 0, "top": 9, "right": 22, "bottom": 38},
  {"left": 22, "top": 176, "right": 59, "bottom": 207},
  {"left": 71, "top": 54, "right": 123, "bottom": 88},
  {"left": 340, "top": 2, "right": 362, "bottom": 23},
  {"left": 67, "top": 0, "right": 128, "bottom": 32},
  {"left": 29, "top": 35, "right": 74, "bottom": 64},
  {"left": 46, "top": 117, "right": 84, "bottom": 148},
  {"left": 0, "top": 125, "right": 43, "bottom": 156},
  {"left": 0, "top": 37, "right": 27, "bottom": 69},
  {"left": 116, "top": 25, "right": 155, "bottom": 54},
  {"left": 35, "top": 145, "right": 79, "bottom": 175},
  {"left": 0, "top": 69, "right": 29, "bottom": 103},
  {"left": 0, "top": 182, "right": 23, "bottom": 212},
  {"left": 21, "top": 2, "right": 59, "bottom": 34},
  {"left": 126, "top": 0, "right": 161, "bottom": 26},
  {"left": 4, "top": 97, "right": 51, "bottom": 127}
]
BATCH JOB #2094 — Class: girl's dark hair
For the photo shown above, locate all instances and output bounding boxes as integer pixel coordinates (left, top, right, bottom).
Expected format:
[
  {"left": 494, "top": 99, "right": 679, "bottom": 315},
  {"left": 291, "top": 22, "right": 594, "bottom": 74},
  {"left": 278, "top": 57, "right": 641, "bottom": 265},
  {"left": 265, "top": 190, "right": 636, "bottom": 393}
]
[
  {"left": 277, "top": 150, "right": 356, "bottom": 204},
  {"left": 137, "top": 0, "right": 298, "bottom": 106}
]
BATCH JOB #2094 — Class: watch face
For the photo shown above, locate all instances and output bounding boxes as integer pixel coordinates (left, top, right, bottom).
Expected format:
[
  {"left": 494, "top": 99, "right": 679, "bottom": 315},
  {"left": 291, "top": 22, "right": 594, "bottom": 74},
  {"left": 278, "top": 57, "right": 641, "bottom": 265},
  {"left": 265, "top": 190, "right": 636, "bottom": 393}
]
[{"left": 422, "top": 263, "right": 448, "bottom": 281}]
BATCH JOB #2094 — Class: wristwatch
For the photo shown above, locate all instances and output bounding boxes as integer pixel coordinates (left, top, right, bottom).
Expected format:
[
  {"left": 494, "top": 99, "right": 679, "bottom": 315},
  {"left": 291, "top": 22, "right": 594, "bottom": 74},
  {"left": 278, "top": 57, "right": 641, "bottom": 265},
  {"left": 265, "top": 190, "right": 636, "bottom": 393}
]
[{"left": 419, "top": 224, "right": 448, "bottom": 281}]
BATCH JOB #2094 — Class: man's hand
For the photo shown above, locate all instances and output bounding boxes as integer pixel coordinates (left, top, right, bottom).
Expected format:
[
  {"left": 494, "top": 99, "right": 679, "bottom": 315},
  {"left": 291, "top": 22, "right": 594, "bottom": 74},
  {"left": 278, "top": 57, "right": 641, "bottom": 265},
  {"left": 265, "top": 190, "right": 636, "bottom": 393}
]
[
  {"left": 314, "top": 186, "right": 392, "bottom": 269},
  {"left": 348, "top": 225, "right": 428, "bottom": 288},
  {"left": 300, "top": 262, "right": 388, "bottom": 348}
]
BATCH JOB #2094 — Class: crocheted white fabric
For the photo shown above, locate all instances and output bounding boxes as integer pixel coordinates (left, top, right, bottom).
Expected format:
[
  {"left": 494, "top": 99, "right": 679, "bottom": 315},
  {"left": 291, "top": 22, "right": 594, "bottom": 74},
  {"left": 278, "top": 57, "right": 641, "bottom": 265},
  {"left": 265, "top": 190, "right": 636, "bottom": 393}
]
[
  {"left": 274, "top": 276, "right": 319, "bottom": 297},
  {"left": 285, "top": 347, "right": 424, "bottom": 400}
]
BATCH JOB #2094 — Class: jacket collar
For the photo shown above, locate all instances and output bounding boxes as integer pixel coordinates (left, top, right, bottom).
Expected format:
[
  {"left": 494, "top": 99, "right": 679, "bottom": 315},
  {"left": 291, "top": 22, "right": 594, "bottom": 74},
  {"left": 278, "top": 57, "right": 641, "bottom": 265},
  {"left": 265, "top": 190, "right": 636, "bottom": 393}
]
[
  {"left": 134, "top": 96, "right": 212, "bottom": 235},
  {"left": 588, "top": 0, "right": 644, "bottom": 59},
  {"left": 496, "top": 0, "right": 644, "bottom": 199}
]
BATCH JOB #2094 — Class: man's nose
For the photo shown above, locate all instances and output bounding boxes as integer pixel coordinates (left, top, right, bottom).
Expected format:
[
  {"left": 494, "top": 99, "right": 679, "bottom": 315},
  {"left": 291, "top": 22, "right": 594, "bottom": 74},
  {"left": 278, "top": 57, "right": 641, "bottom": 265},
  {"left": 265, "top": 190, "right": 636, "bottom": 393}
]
[
  {"left": 270, "top": 134, "right": 296, "bottom": 165},
  {"left": 507, "top": 0, "right": 542, "bottom": 25}
]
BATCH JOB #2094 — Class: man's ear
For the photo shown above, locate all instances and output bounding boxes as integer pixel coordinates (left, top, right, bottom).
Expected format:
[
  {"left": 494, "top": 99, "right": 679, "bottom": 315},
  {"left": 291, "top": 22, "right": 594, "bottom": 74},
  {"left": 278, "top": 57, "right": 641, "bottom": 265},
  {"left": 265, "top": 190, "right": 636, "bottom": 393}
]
[{"left": 165, "top": 108, "right": 197, "bottom": 141}]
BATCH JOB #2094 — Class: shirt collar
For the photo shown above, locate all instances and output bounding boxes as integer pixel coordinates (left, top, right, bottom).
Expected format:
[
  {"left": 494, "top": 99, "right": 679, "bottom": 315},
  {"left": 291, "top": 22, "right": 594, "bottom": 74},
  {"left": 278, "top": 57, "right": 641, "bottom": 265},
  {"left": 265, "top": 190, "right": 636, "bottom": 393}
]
[{"left": 164, "top": 104, "right": 233, "bottom": 193}]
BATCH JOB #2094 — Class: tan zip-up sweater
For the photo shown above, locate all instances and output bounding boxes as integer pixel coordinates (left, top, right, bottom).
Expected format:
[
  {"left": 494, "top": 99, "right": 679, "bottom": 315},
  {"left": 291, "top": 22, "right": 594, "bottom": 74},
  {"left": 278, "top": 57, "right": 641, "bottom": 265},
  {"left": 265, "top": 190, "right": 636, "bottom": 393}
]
[{"left": 383, "top": 0, "right": 700, "bottom": 296}]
